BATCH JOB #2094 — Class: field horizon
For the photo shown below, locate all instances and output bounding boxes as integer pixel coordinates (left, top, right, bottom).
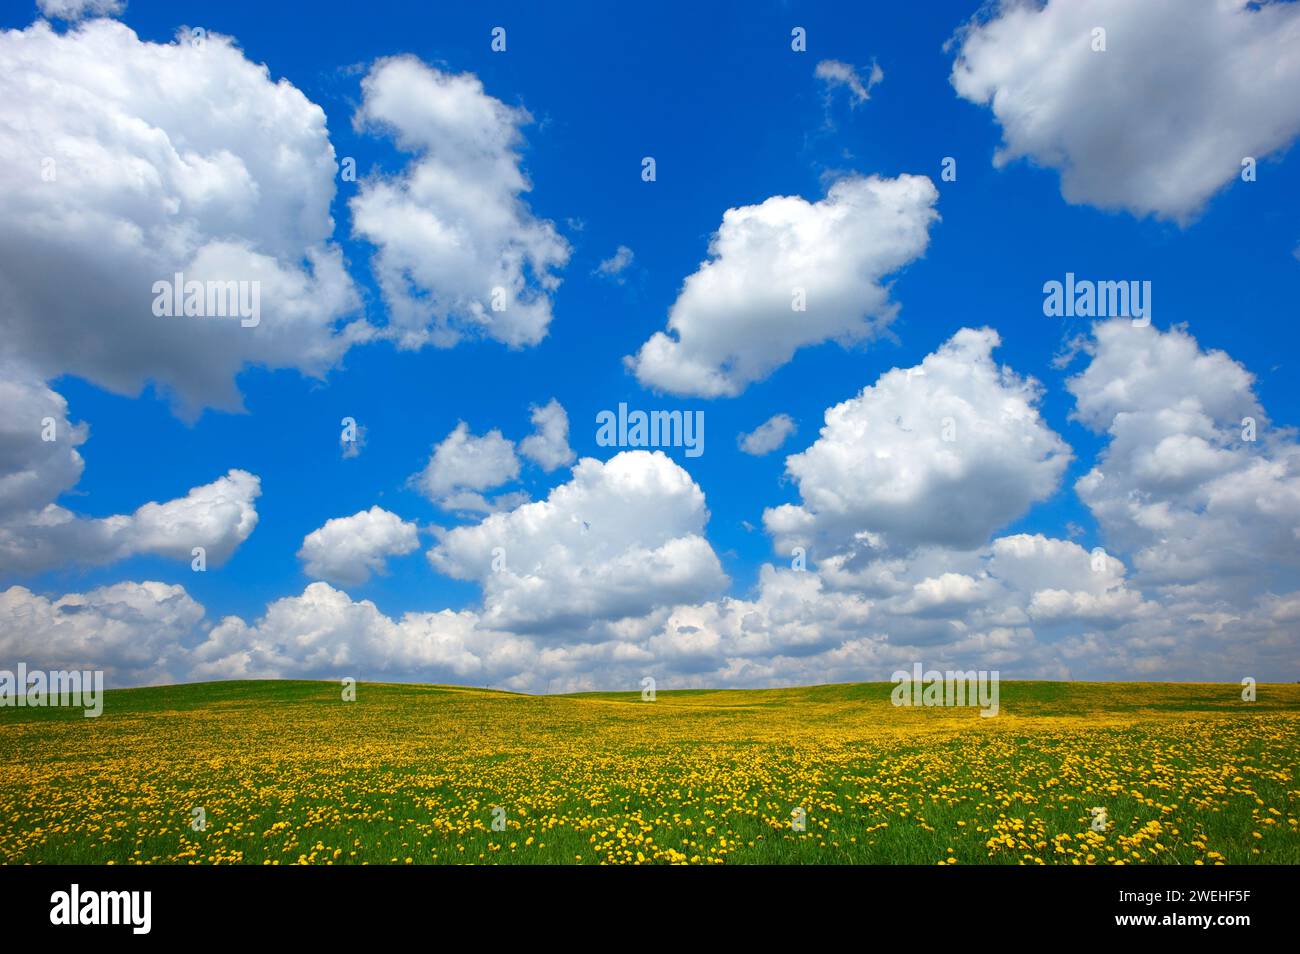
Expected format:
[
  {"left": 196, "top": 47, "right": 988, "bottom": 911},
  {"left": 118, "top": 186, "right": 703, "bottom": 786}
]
[{"left": 2, "top": 678, "right": 1297, "bottom": 866}]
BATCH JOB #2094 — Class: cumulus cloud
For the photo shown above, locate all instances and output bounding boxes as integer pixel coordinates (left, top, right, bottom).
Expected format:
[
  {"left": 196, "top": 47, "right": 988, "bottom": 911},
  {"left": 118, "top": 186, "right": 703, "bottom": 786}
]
[
  {"left": 639, "top": 532, "right": 1152, "bottom": 686},
  {"left": 0, "top": 467, "right": 260, "bottom": 574},
  {"left": 189, "top": 582, "right": 516, "bottom": 683},
  {"left": 8, "top": 507, "right": 1293, "bottom": 693},
  {"left": 649, "top": 565, "right": 874, "bottom": 666},
  {"left": 1067, "top": 319, "right": 1300, "bottom": 594},
  {"left": 350, "top": 56, "right": 570, "bottom": 351},
  {"left": 412, "top": 421, "right": 521, "bottom": 512},
  {"left": 0, "top": 19, "right": 366, "bottom": 416},
  {"left": 428, "top": 451, "right": 728, "bottom": 635},
  {"left": 738, "top": 413, "right": 796, "bottom": 456},
  {"left": 169, "top": 551, "right": 1064, "bottom": 692},
  {"left": 0, "top": 363, "right": 88, "bottom": 519},
  {"left": 0, "top": 581, "right": 202, "bottom": 684},
  {"left": 298, "top": 506, "right": 420, "bottom": 586},
  {"left": 0, "top": 366, "right": 259, "bottom": 575},
  {"left": 950, "top": 0, "right": 1300, "bottom": 223},
  {"left": 764, "top": 327, "right": 1071, "bottom": 559},
  {"left": 4, "top": 519, "right": 1261, "bottom": 693},
  {"left": 13, "top": 318, "right": 1295, "bottom": 690},
  {"left": 518, "top": 398, "right": 575, "bottom": 471},
  {"left": 627, "top": 174, "right": 940, "bottom": 397},
  {"left": 815, "top": 58, "right": 883, "bottom": 106}
]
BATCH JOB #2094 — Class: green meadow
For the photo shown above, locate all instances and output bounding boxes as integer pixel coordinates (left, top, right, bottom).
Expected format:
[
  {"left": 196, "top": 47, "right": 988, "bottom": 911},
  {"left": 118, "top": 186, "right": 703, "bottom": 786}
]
[{"left": 1, "top": 680, "right": 1296, "bottom": 865}]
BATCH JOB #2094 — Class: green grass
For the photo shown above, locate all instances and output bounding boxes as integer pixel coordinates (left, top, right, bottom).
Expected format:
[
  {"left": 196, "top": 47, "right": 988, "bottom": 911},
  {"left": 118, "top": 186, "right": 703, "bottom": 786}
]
[{"left": 1, "top": 679, "right": 1297, "bottom": 865}]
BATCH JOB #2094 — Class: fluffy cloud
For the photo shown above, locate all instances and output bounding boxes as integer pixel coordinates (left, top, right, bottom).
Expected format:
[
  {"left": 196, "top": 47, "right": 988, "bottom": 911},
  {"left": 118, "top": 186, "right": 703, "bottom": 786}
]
[
  {"left": 950, "top": 0, "right": 1300, "bottom": 223},
  {"left": 627, "top": 174, "right": 940, "bottom": 397},
  {"left": 7, "top": 319, "right": 1296, "bottom": 688},
  {"left": 986, "top": 534, "right": 1151, "bottom": 627},
  {"left": 640, "top": 533, "right": 1152, "bottom": 686},
  {"left": 428, "top": 451, "right": 728, "bottom": 635},
  {"left": 648, "top": 565, "right": 874, "bottom": 666},
  {"left": 412, "top": 421, "right": 521, "bottom": 512},
  {"left": 6, "top": 527, "right": 1290, "bottom": 694},
  {"left": 0, "top": 361, "right": 259, "bottom": 576},
  {"left": 1067, "top": 319, "right": 1300, "bottom": 593},
  {"left": 518, "top": 399, "right": 575, "bottom": 471},
  {"left": 0, "top": 581, "right": 203, "bottom": 684},
  {"left": 0, "top": 362, "right": 260, "bottom": 577},
  {"left": 764, "top": 327, "right": 1071, "bottom": 559},
  {"left": 298, "top": 506, "right": 420, "bottom": 586},
  {"left": 737, "top": 413, "right": 796, "bottom": 456},
  {"left": 0, "top": 363, "right": 88, "bottom": 519},
  {"left": 190, "top": 582, "right": 521, "bottom": 683},
  {"left": 350, "top": 56, "right": 570, "bottom": 350},
  {"left": 189, "top": 581, "right": 657, "bottom": 691},
  {"left": 0, "top": 467, "right": 260, "bottom": 574},
  {"left": 0, "top": 19, "right": 366, "bottom": 416}
]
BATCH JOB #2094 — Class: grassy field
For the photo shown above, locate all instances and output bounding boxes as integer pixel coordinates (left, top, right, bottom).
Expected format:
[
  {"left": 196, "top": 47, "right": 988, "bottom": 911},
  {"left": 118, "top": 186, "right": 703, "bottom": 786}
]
[{"left": 1, "top": 679, "right": 1297, "bottom": 865}]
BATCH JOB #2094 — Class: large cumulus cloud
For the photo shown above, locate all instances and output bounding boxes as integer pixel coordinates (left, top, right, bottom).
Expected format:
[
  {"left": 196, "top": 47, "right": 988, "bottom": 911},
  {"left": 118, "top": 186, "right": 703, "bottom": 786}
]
[
  {"left": 350, "top": 56, "right": 570, "bottom": 351},
  {"left": 950, "top": 0, "right": 1300, "bottom": 223},
  {"left": 764, "top": 327, "right": 1072, "bottom": 559},
  {"left": 0, "top": 19, "right": 367, "bottom": 416},
  {"left": 428, "top": 450, "right": 729, "bottom": 636},
  {"left": 1068, "top": 319, "right": 1300, "bottom": 595}
]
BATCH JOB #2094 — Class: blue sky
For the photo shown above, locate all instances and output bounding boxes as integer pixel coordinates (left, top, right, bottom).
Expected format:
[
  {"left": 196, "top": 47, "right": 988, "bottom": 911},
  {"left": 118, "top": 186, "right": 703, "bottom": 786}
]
[{"left": 3, "top": 0, "right": 1300, "bottom": 689}]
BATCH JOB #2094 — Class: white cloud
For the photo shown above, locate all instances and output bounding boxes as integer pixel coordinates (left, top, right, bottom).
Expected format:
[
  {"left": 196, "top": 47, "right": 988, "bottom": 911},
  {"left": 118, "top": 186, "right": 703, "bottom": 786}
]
[
  {"left": 738, "top": 413, "right": 796, "bottom": 456},
  {"left": 10, "top": 318, "right": 1292, "bottom": 688},
  {"left": 350, "top": 56, "right": 570, "bottom": 351},
  {"left": 0, "top": 581, "right": 202, "bottom": 684},
  {"left": 11, "top": 522, "right": 1294, "bottom": 693},
  {"left": 8, "top": 10, "right": 1298, "bottom": 694},
  {"left": 1067, "top": 319, "right": 1300, "bottom": 593},
  {"left": 36, "top": 0, "right": 123, "bottom": 21},
  {"left": 0, "top": 468, "right": 260, "bottom": 574},
  {"left": 985, "top": 534, "right": 1151, "bottom": 627},
  {"left": 815, "top": 58, "right": 883, "bottom": 106},
  {"left": 764, "top": 327, "right": 1071, "bottom": 558},
  {"left": 0, "top": 20, "right": 366, "bottom": 416},
  {"left": 0, "top": 362, "right": 88, "bottom": 519},
  {"left": 950, "top": 0, "right": 1300, "bottom": 223},
  {"left": 627, "top": 174, "right": 940, "bottom": 397},
  {"left": 641, "top": 532, "right": 1152, "bottom": 685},
  {"left": 190, "top": 581, "right": 519, "bottom": 683},
  {"left": 428, "top": 451, "right": 728, "bottom": 635},
  {"left": 594, "top": 245, "right": 634, "bottom": 281},
  {"left": 648, "top": 564, "right": 874, "bottom": 665},
  {"left": 412, "top": 421, "right": 520, "bottom": 509},
  {"left": 0, "top": 367, "right": 259, "bottom": 574},
  {"left": 518, "top": 398, "right": 575, "bottom": 471},
  {"left": 298, "top": 506, "right": 420, "bottom": 586}
]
